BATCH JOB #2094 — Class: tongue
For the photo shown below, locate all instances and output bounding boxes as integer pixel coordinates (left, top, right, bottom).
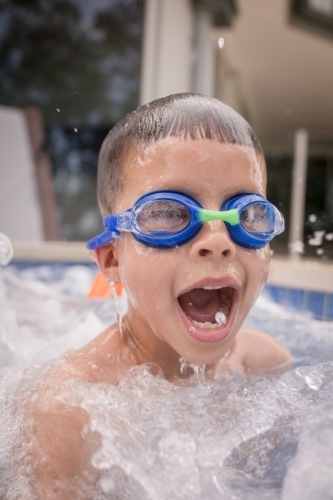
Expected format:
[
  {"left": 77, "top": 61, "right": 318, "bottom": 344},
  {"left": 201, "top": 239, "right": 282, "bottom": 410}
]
[{"left": 178, "top": 288, "right": 221, "bottom": 323}]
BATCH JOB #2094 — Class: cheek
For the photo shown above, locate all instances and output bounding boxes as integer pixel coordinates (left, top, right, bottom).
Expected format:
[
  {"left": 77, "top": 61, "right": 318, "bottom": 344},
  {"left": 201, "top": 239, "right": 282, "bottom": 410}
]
[
  {"left": 116, "top": 236, "right": 175, "bottom": 308},
  {"left": 255, "top": 247, "right": 271, "bottom": 290},
  {"left": 241, "top": 247, "right": 270, "bottom": 305}
]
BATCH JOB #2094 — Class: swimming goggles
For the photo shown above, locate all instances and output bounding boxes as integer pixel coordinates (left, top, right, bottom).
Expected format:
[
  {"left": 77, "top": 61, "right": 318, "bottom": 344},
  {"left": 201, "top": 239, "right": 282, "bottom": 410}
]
[{"left": 87, "top": 191, "right": 284, "bottom": 250}]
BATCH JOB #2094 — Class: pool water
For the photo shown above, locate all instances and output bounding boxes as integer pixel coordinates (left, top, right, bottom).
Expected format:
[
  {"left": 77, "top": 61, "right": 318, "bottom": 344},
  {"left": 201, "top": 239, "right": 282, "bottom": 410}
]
[{"left": 1, "top": 264, "right": 333, "bottom": 499}]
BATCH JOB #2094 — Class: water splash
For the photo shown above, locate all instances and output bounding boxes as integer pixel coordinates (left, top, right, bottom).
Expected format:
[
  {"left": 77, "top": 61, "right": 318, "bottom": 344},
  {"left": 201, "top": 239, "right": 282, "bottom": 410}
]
[
  {"left": 308, "top": 230, "right": 325, "bottom": 246},
  {"left": 179, "top": 357, "right": 206, "bottom": 385},
  {"left": 1, "top": 266, "right": 333, "bottom": 498},
  {"left": 108, "top": 280, "right": 123, "bottom": 337}
]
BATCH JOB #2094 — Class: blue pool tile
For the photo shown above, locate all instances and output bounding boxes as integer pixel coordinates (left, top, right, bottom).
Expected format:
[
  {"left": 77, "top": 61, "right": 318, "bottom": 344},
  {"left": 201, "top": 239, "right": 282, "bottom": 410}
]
[
  {"left": 285, "top": 288, "right": 305, "bottom": 312},
  {"left": 326, "top": 294, "right": 333, "bottom": 321},
  {"left": 264, "top": 285, "right": 333, "bottom": 322},
  {"left": 266, "top": 286, "right": 286, "bottom": 305},
  {"left": 306, "top": 291, "right": 325, "bottom": 320}
]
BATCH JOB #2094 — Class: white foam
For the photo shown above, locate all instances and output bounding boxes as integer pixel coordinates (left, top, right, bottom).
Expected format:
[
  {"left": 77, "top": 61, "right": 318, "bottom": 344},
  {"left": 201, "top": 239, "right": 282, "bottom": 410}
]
[{"left": 0, "top": 265, "right": 332, "bottom": 498}]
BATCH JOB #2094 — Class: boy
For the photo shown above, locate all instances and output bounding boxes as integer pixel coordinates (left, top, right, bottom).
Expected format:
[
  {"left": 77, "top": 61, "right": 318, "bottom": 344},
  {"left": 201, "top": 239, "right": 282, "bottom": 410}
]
[{"left": 24, "top": 94, "right": 291, "bottom": 498}]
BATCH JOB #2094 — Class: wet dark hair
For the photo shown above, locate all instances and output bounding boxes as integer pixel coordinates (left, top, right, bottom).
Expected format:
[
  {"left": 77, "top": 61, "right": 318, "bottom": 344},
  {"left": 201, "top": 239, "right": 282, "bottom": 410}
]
[{"left": 98, "top": 93, "right": 264, "bottom": 215}]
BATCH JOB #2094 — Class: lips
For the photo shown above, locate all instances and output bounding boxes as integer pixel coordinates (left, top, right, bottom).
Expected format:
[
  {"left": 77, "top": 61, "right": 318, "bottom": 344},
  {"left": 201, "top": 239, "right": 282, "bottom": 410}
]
[{"left": 177, "top": 278, "right": 240, "bottom": 343}]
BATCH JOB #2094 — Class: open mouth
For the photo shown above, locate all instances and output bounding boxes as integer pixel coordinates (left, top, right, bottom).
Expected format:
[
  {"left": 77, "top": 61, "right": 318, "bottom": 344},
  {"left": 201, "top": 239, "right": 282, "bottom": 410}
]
[{"left": 177, "top": 282, "right": 239, "bottom": 343}]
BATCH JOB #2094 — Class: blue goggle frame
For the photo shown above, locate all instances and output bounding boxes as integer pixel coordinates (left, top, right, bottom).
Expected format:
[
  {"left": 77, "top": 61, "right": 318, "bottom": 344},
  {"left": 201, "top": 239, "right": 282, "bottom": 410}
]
[{"left": 87, "top": 191, "right": 284, "bottom": 250}]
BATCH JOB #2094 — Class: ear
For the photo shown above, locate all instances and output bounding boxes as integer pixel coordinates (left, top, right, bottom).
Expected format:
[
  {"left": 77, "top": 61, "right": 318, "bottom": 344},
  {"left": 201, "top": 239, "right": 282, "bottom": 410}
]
[{"left": 91, "top": 243, "right": 121, "bottom": 283}]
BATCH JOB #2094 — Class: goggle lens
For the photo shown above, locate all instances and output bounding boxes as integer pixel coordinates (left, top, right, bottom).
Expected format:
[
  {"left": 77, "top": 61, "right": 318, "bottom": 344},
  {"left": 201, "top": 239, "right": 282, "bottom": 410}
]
[
  {"left": 137, "top": 200, "right": 191, "bottom": 234},
  {"left": 240, "top": 203, "right": 276, "bottom": 234}
]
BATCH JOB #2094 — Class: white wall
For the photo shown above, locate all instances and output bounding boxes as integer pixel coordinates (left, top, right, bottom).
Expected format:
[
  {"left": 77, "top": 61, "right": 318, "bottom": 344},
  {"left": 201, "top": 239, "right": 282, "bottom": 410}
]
[
  {"left": 140, "top": 0, "right": 194, "bottom": 104},
  {"left": 0, "top": 105, "right": 43, "bottom": 241}
]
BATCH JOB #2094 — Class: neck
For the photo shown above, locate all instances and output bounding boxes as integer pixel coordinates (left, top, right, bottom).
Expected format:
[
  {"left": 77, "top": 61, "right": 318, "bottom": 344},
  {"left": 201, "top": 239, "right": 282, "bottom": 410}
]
[{"left": 121, "top": 314, "right": 197, "bottom": 382}]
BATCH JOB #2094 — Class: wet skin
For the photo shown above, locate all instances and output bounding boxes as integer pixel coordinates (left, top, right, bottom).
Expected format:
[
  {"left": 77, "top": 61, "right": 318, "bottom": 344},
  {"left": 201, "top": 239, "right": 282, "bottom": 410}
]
[{"left": 94, "top": 138, "right": 291, "bottom": 379}]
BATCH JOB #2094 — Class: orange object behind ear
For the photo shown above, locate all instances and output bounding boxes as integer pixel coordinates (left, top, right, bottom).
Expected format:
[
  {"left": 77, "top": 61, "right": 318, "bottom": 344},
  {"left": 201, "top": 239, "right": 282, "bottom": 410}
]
[{"left": 87, "top": 272, "right": 123, "bottom": 298}]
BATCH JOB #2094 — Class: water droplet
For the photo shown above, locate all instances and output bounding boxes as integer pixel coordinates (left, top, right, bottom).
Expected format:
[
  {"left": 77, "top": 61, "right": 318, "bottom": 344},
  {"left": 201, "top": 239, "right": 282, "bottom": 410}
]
[
  {"left": 192, "top": 364, "right": 206, "bottom": 385},
  {"left": 218, "top": 37, "right": 224, "bottom": 49},
  {"left": 89, "top": 252, "right": 97, "bottom": 263},
  {"left": 189, "top": 326, "right": 195, "bottom": 334},
  {"left": 74, "top": 128, "right": 78, "bottom": 133},
  {"left": 56, "top": 108, "right": 60, "bottom": 112},
  {"left": 108, "top": 280, "right": 123, "bottom": 337},
  {"left": 179, "top": 357, "right": 189, "bottom": 374},
  {"left": 289, "top": 240, "right": 304, "bottom": 254},
  {"left": 309, "top": 214, "right": 317, "bottom": 223},
  {"left": 179, "top": 358, "right": 207, "bottom": 384},
  {"left": 316, "top": 248, "right": 324, "bottom": 255},
  {"left": 304, "top": 375, "right": 322, "bottom": 390},
  {"left": 308, "top": 230, "right": 325, "bottom": 246},
  {"left": 0, "top": 233, "right": 13, "bottom": 267}
]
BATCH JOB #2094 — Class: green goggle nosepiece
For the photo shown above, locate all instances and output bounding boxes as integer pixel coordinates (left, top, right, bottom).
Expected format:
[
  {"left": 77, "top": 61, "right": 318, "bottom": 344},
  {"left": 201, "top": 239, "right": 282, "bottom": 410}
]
[{"left": 198, "top": 208, "right": 240, "bottom": 226}]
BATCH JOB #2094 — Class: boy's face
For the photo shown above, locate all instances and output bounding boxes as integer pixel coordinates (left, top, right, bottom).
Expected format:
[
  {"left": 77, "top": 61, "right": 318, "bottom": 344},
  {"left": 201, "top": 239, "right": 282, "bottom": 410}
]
[{"left": 106, "top": 137, "right": 270, "bottom": 365}]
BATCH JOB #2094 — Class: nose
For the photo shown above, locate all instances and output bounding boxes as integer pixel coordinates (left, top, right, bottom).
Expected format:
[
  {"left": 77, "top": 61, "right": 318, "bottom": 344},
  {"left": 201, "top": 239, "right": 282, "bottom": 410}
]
[{"left": 189, "top": 221, "right": 237, "bottom": 260}]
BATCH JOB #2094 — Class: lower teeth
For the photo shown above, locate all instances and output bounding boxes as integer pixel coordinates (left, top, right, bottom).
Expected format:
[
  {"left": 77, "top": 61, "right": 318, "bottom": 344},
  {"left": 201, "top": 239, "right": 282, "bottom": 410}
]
[
  {"left": 192, "top": 320, "right": 220, "bottom": 329},
  {"left": 188, "top": 307, "right": 230, "bottom": 330}
]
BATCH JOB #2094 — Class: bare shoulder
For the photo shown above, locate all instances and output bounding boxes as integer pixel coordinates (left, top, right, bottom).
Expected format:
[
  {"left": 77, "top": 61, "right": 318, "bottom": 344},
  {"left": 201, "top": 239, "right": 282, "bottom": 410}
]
[
  {"left": 22, "top": 364, "right": 101, "bottom": 499},
  {"left": 226, "top": 328, "right": 292, "bottom": 374},
  {"left": 21, "top": 324, "right": 129, "bottom": 497}
]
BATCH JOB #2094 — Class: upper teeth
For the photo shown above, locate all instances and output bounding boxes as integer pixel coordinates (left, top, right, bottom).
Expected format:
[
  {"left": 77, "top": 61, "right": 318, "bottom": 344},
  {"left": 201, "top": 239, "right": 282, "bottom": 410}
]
[{"left": 202, "top": 285, "right": 224, "bottom": 290}]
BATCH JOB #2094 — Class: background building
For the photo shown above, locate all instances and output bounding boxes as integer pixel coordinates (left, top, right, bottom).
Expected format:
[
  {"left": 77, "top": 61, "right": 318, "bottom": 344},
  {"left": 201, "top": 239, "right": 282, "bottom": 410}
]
[{"left": 0, "top": 0, "right": 332, "bottom": 259}]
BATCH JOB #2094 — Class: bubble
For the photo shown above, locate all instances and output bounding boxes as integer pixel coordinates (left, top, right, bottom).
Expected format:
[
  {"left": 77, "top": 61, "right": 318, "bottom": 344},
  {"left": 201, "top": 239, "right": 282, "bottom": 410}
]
[
  {"left": 0, "top": 233, "right": 13, "bottom": 267},
  {"left": 288, "top": 240, "right": 304, "bottom": 254},
  {"left": 218, "top": 37, "right": 224, "bottom": 49},
  {"left": 325, "top": 232, "right": 333, "bottom": 241},
  {"left": 56, "top": 108, "right": 60, "bottom": 112},
  {"left": 308, "top": 214, "right": 317, "bottom": 223},
  {"left": 74, "top": 128, "right": 78, "bottom": 133},
  {"left": 316, "top": 248, "right": 324, "bottom": 255}
]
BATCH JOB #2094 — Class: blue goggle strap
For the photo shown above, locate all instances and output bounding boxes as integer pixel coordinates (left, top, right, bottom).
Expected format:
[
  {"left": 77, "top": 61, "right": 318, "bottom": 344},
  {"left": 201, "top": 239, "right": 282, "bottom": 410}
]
[{"left": 86, "top": 215, "right": 120, "bottom": 250}]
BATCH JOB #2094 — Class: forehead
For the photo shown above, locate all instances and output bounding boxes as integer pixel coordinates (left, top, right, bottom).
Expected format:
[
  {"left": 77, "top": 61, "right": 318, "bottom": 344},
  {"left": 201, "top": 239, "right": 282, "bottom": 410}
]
[{"left": 120, "top": 137, "right": 266, "bottom": 208}]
